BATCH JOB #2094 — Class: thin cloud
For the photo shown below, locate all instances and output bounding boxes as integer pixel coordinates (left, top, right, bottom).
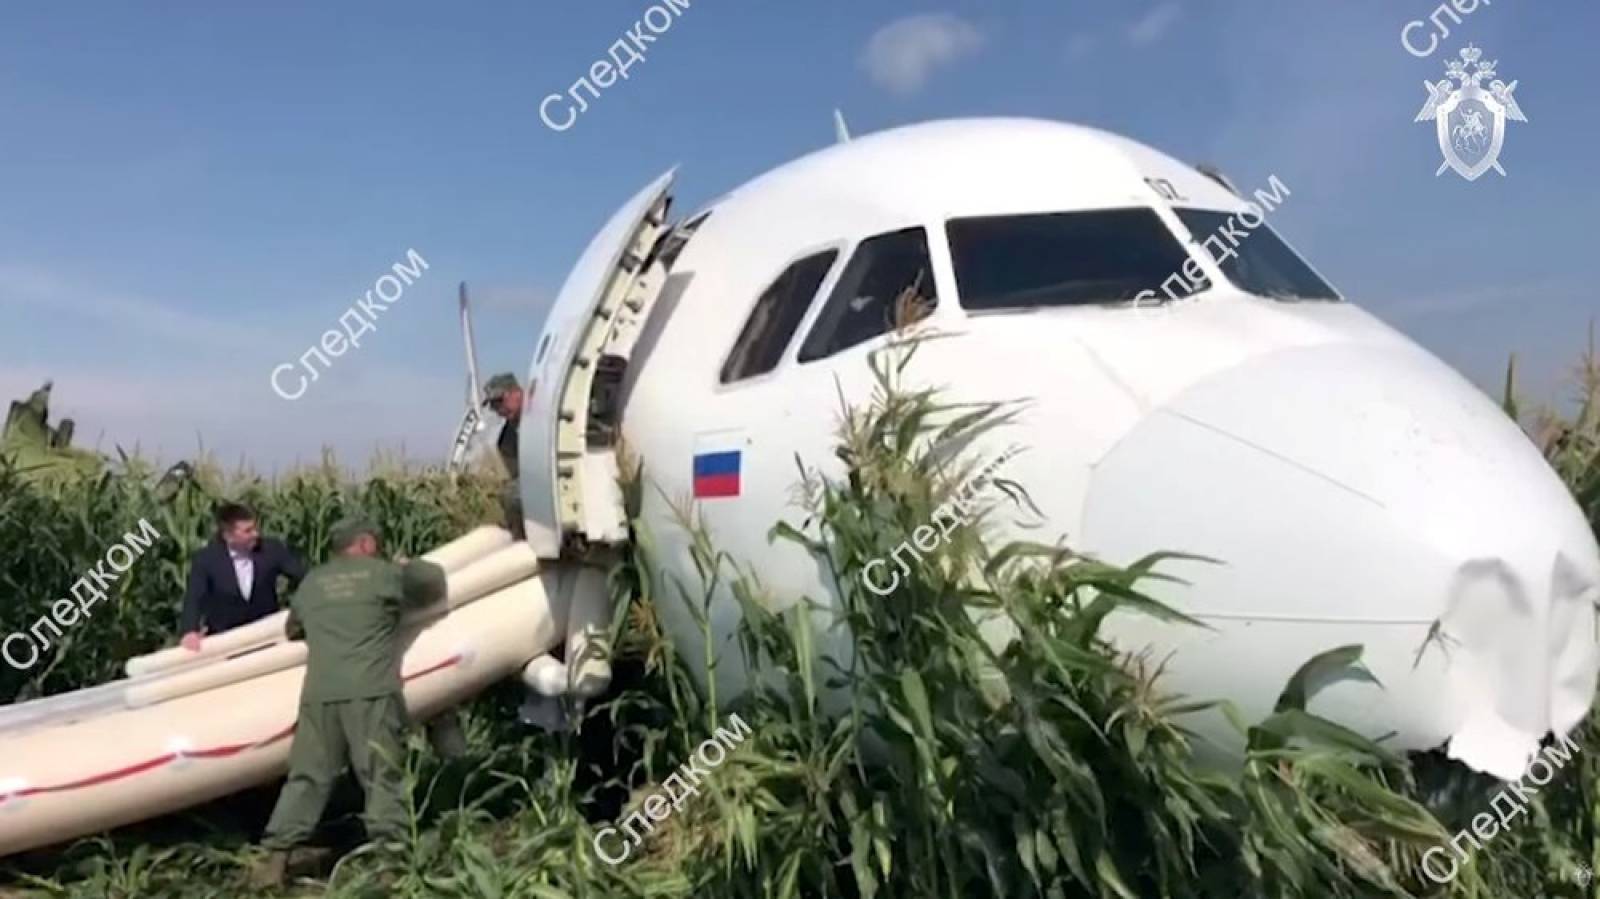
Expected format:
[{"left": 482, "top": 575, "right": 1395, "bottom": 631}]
[
  {"left": 0, "top": 264, "right": 475, "bottom": 468},
  {"left": 1380, "top": 276, "right": 1582, "bottom": 321},
  {"left": 1127, "top": 3, "right": 1184, "bottom": 47},
  {"left": 862, "top": 13, "right": 984, "bottom": 96},
  {"left": 1065, "top": 33, "right": 1097, "bottom": 62},
  {"left": 0, "top": 262, "right": 283, "bottom": 354},
  {"left": 0, "top": 360, "right": 464, "bottom": 471}
]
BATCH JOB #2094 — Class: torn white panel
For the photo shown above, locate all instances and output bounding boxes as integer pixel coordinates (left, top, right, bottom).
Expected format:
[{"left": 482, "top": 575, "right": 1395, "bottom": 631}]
[
  {"left": 1549, "top": 551, "right": 1600, "bottom": 736},
  {"left": 1442, "top": 548, "right": 1600, "bottom": 781},
  {"left": 1446, "top": 707, "right": 1539, "bottom": 782}
]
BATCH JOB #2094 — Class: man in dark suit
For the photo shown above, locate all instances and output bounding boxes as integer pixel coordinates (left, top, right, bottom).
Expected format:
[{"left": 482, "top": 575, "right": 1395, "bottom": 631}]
[{"left": 180, "top": 502, "right": 307, "bottom": 651}]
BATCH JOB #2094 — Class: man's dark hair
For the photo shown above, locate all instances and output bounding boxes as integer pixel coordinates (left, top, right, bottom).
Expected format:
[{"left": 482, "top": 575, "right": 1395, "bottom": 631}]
[{"left": 215, "top": 502, "right": 257, "bottom": 530}]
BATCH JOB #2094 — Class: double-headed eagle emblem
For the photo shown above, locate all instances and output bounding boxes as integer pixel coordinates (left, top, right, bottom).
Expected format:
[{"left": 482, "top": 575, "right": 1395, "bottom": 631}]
[{"left": 1415, "top": 44, "right": 1527, "bottom": 180}]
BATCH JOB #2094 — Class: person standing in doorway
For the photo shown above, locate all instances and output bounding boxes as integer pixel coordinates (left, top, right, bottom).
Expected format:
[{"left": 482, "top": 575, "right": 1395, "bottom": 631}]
[{"left": 483, "top": 373, "right": 526, "bottom": 539}]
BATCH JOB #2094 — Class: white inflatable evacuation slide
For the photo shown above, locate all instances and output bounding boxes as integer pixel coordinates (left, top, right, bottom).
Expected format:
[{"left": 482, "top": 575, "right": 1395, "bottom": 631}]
[{"left": 0, "top": 526, "right": 608, "bottom": 857}]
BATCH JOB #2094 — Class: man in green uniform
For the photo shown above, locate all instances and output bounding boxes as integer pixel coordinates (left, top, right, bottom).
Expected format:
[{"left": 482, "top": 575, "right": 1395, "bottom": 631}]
[
  {"left": 248, "top": 517, "right": 448, "bottom": 888},
  {"left": 483, "top": 372, "right": 526, "bottom": 539}
]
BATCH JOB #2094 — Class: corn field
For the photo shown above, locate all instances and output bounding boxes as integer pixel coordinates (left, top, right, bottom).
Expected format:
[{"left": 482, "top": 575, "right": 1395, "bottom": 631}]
[
  {"left": 0, "top": 454, "right": 502, "bottom": 707},
  {"left": 0, "top": 336, "right": 1597, "bottom": 898}
]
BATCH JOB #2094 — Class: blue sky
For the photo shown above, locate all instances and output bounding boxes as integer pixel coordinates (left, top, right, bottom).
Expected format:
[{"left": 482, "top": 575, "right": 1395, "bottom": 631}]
[{"left": 1, "top": 0, "right": 1595, "bottom": 470}]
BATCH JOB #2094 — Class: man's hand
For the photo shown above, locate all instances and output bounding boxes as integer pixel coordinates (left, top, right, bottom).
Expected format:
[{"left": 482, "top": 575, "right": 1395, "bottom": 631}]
[{"left": 180, "top": 631, "right": 203, "bottom": 652}]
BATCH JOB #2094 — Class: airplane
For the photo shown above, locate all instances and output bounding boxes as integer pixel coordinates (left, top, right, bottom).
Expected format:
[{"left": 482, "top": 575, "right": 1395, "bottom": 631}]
[
  {"left": 495, "top": 115, "right": 1600, "bottom": 782},
  {"left": 3, "top": 115, "right": 1591, "bottom": 859}
]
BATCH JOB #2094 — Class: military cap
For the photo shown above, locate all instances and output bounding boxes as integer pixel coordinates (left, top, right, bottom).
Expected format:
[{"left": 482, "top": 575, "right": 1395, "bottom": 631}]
[
  {"left": 329, "top": 516, "right": 381, "bottom": 551},
  {"left": 483, "top": 373, "right": 519, "bottom": 407}
]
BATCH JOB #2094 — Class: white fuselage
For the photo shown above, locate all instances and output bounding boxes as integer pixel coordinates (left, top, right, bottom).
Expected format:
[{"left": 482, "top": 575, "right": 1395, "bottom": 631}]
[{"left": 541, "top": 118, "right": 1598, "bottom": 779}]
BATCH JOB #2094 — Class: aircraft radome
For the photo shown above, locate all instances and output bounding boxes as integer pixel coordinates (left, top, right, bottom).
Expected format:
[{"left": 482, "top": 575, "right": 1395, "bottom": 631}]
[{"left": 506, "top": 116, "right": 1600, "bottom": 781}]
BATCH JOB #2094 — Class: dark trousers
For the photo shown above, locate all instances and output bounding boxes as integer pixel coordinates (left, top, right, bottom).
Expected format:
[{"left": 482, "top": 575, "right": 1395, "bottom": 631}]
[
  {"left": 262, "top": 694, "right": 408, "bottom": 849},
  {"left": 501, "top": 482, "right": 526, "bottom": 540}
]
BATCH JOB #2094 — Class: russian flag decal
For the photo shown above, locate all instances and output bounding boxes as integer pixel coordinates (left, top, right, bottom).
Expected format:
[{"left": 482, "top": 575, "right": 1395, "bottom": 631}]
[{"left": 692, "top": 449, "right": 742, "bottom": 499}]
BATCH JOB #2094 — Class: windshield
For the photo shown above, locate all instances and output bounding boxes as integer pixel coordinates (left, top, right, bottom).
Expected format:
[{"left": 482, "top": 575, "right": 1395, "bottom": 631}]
[
  {"left": 1174, "top": 208, "right": 1340, "bottom": 302},
  {"left": 946, "top": 208, "right": 1204, "bottom": 310}
]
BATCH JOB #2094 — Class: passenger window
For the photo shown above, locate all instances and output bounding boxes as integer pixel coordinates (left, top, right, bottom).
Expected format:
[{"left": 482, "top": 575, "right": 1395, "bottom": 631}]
[
  {"left": 799, "top": 228, "right": 936, "bottom": 363},
  {"left": 719, "top": 250, "right": 839, "bottom": 383}
]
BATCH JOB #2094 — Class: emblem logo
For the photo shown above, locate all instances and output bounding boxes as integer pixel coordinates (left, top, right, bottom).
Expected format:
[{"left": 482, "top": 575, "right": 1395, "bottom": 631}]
[{"left": 1414, "top": 44, "right": 1527, "bottom": 180}]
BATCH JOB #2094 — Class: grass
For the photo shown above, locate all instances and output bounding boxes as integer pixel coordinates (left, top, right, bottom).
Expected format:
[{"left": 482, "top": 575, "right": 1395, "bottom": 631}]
[{"left": 0, "top": 334, "right": 1596, "bottom": 898}]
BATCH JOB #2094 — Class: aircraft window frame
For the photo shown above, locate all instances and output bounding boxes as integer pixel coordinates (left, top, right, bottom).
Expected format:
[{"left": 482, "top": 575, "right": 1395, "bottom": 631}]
[
  {"left": 797, "top": 227, "right": 938, "bottom": 364},
  {"left": 1171, "top": 207, "right": 1343, "bottom": 303},
  {"left": 944, "top": 207, "right": 1208, "bottom": 313},
  {"left": 717, "top": 246, "right": 842, "bottom": 385},
  {"left": 656, "top": 210, "right": 713, "bottom": 271}
]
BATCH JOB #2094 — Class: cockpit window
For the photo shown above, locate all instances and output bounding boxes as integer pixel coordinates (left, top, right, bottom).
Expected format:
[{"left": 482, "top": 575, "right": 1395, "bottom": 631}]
[
  {"left": 946, "top": 209, "right": 1203, "bottom": 311},
  {"left": 799, "top": 228, "right": 937, "bottom": 362},
  {"left": 1173, "top": 209, "right": 1340, "bottom": 302},
  {"left": 720, "top": 250, "right": 839, "bottom": 383}
]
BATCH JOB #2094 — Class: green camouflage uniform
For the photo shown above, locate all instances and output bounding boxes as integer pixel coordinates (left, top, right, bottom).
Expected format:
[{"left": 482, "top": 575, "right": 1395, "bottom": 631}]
[
  {"left": 485, "top": 372, "right": 525, "bottom": 539},
  {"left": 261, "top": 554, "right": 447, "bottom": 849}
]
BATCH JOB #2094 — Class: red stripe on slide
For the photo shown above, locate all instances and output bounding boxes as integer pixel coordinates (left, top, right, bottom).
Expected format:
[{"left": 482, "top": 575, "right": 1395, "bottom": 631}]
[
  {"left": 403, "top": 655, "right": 462, "bottom": 682},
  {"left": 15, "top": 755, "right": 177, "bottom": 796},
  {"left": 0, "top": 653, "right": 464, "bottom": 804}
]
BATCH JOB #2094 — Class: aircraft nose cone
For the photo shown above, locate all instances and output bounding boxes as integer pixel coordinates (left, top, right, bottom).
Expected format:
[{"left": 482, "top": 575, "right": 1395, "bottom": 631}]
[{"left": 1082, "top": 343, "right": 1599, "bottom": 778}]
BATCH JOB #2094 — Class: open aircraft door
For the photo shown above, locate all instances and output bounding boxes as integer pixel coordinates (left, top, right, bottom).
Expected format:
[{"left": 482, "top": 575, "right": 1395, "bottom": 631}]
[{"left": 519, "top": 169, "right": 677, "bottom": 560}]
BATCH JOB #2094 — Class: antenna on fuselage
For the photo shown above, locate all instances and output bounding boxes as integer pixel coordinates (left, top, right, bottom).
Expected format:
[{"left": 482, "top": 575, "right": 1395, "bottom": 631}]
[
  {"left": 833, "top": 109, "right": 851, "bottom": 144},
  {"left": 1194, "top": 163, "right": 1241, "bottom": 197}
]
